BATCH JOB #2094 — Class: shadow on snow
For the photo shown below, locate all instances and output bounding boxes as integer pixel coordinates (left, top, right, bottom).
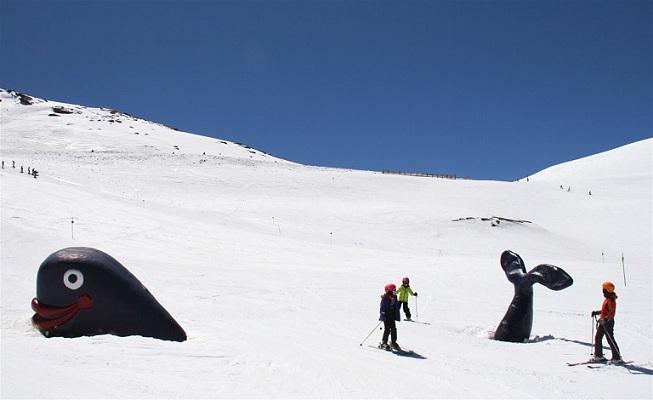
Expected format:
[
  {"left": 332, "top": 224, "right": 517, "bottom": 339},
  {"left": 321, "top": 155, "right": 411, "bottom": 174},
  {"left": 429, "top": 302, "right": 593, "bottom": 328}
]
[
  {"left": 365, "top": 345, "right": 427, "bottom": 359},
  {"left": 622, "top": 364, "right": 653, "bottom": 375},
  {"left": 532, "top": 336, "right": 610, "bottom": 351}
]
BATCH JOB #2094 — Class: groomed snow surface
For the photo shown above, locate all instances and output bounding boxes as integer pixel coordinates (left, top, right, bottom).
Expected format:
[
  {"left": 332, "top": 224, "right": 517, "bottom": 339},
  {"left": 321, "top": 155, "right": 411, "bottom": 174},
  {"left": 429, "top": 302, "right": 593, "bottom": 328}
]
[{"left": 1, "top": 89, "right": 651, "bottom": 398}]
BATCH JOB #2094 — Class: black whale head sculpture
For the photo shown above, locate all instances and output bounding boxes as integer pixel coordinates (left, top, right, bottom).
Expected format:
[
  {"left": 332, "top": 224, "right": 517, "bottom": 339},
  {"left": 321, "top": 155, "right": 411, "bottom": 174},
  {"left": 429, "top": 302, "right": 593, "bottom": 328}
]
[
  {"left": 494, "top": 250, "right": 573, "bottom": 343},
  {"left": 31, "top": 247, "right": 186, "bottom": 342}
]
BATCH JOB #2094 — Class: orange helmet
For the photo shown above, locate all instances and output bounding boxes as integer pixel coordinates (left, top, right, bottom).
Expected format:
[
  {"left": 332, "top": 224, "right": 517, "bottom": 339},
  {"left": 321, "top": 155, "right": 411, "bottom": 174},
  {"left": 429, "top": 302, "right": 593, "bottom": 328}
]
[{"left": 602, "top": 281, "right": 615, "bottom": 293}]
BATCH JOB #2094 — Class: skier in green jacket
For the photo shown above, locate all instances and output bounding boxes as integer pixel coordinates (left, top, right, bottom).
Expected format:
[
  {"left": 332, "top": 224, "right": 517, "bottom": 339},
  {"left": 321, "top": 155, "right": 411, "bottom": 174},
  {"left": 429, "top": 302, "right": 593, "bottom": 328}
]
[{"left": 396, "top": 277, "right": 418, "bottom": 321}]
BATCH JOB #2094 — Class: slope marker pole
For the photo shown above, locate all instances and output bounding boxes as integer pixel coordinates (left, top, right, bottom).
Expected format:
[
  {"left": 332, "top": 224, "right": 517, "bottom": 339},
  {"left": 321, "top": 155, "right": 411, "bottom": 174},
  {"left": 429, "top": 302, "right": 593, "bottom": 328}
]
[{"left": 621, "top": 253, "right": 627, "bottom": 287}]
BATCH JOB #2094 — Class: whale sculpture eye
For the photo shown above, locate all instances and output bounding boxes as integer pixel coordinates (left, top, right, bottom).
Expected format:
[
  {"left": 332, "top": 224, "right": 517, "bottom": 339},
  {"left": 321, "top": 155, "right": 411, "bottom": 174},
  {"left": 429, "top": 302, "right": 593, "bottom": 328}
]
[{"left": 63, "top": 269, "right": 84, "bottom": 290}]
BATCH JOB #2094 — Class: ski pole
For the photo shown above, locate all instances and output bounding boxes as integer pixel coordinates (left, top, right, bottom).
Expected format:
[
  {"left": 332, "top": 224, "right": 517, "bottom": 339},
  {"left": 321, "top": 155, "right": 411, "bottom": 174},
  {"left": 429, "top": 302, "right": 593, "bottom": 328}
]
[
  {"left": 591, "top": 315, "right": 596, "bottom": 355},
  {"left": 359, "top": 321, "right": 383, "bottom": 346},
  {"left": 598, "top": 319, "right": 621, "bottom": 359},
  {"left": 415, "top": 295, "right": 418, "bottom": 319}
]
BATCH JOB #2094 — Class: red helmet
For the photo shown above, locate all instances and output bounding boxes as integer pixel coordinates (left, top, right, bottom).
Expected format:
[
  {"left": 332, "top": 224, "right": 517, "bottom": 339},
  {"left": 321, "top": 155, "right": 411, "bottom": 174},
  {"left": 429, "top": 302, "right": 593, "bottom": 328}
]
[
  {"left": 384, "top": 283, "right": 396, "bottom": 293},
  {"left": 402, "top": 277, "right": 409, "bottom": 284}
]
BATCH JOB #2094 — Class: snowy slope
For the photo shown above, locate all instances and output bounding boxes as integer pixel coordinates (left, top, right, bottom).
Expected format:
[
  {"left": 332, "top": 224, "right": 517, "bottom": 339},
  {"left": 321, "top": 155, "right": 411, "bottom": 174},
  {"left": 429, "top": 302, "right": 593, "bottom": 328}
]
[
  {"left": 0, "top": 89, "right": 286, "bottom": 163},
  {"left": 1, "top": 89, "right": 651, "bottom": 398},
  {"left": 522, "top": 139, "right": 652, "bottom": 269},
  {"left": 528, "top": 139, "right": 652, "bottom": 183}
]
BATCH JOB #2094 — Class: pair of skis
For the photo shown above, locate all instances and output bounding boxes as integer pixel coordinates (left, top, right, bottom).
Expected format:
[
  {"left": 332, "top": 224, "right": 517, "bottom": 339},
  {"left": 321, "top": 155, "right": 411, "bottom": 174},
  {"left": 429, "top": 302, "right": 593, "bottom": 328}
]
[
  {"left": 404, "top": 318, "right": 431, "bottom": 325},
  {"left": 369, "top": 344, "right": 415, "bottom": 355},
  {"left": 567, "top": 359, "right": 632, "bottom": 368}
]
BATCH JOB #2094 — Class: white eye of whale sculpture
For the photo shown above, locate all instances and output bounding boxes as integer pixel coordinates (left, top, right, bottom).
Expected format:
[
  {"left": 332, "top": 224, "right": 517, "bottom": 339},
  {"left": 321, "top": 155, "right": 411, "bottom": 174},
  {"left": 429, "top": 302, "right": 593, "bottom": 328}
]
[{"left": 63, "top": 269, "right": 84, "bottom": 290}]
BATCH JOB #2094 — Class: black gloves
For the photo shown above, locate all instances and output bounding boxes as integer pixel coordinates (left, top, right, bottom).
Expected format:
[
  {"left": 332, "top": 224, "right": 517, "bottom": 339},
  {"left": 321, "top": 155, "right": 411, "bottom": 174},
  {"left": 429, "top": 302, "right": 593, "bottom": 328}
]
[
  {"left": 414, "top": 292, "right": 418, "bottom": 296},
  {"left": 591, "top": 311, "right": 600, "bottom": 317}
]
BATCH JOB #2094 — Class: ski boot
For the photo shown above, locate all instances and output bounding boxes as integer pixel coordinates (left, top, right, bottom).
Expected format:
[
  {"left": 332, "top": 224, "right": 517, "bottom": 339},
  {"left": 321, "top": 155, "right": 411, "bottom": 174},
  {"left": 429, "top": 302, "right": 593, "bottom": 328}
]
[
  {"left": 378, "top": 342, "right": 390, "bottom": 351},
  {"left": 390, "top": 342, "right": 401, "bottom": 350},
  {"left": 589, "top": 355, "right": 607, "bottom": 363}
]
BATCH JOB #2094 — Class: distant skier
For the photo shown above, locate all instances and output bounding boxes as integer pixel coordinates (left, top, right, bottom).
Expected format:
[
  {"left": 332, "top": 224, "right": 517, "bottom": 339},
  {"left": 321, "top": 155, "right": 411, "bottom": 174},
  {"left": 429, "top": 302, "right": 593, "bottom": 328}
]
[
  {"left": 590, "top": 281, "right": 622, "bottom": 363},
  {"left": 396, "top": 277, "right": 418, "bottom": 321},
  {"left": 378, "top": 283, "right": 401, "bottom": 350}
]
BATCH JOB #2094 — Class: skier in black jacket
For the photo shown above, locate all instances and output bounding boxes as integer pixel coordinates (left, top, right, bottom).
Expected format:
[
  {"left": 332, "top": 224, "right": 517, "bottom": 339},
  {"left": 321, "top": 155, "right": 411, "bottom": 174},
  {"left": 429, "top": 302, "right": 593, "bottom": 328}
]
[{"left": 379, "top": 283, "right": 401, "bottom": 350}]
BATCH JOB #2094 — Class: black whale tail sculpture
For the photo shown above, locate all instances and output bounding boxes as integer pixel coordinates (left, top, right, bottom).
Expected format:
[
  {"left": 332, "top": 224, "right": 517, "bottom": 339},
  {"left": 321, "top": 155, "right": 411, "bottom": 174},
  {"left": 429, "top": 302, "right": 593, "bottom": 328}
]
[
  {"left": 31, "top": 247, "right": 187, "bottom": 342},
  {"left": 494, "top": 250, "right": 573, "bottom": 343}
]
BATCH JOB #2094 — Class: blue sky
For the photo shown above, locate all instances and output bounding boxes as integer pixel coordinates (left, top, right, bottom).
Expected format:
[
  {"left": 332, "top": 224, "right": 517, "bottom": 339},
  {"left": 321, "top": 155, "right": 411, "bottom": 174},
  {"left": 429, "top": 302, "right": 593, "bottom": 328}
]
[{"left": 1, "top": 1, "right": 651, "bottom": 180}]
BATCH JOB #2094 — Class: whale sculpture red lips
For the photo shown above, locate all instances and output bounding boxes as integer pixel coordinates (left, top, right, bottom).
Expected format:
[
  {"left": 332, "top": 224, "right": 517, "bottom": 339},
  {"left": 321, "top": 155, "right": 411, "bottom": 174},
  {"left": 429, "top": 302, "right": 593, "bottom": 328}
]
[{"left": 31, "top": 294, "right": 93, "bottom": 330}]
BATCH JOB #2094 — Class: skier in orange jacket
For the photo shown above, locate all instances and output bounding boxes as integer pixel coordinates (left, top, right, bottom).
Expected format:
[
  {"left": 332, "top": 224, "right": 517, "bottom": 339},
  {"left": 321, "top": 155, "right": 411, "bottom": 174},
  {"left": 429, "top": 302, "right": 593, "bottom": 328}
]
[{"left": 590, "top": 281, "right": 622, "bottom": 363}]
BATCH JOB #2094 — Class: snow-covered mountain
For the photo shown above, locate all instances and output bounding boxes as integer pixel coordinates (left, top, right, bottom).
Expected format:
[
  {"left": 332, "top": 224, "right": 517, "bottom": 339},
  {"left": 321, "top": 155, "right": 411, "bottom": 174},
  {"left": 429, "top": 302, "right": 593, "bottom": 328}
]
[
  {"left": 1, "top": 89, "right": 651, "bottom": 398},
  {"left": 528, "top": 138, "right": 651, "bottom": 183},
  {"left": 0, "top": 89, "right": 286, "bottom": 162}
]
